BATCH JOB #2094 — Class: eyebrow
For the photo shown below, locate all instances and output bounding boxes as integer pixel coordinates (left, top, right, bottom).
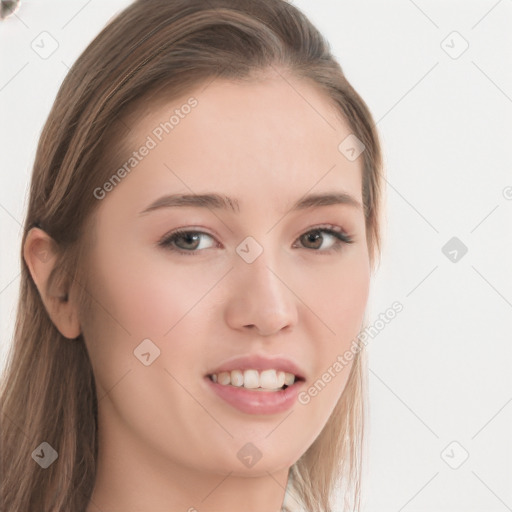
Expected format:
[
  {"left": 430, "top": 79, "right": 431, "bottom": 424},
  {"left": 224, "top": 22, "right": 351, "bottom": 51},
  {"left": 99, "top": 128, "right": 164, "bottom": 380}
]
[{"left": 138, "top": 191, "right": 363, "bottom": 215}]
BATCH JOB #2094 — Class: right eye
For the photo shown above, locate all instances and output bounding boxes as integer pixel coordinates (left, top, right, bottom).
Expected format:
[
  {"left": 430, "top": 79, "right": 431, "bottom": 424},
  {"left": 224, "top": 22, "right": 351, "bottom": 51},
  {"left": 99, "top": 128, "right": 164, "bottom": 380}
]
[{"left": 158, "top": 229, "right": 218, "bottom": 255}]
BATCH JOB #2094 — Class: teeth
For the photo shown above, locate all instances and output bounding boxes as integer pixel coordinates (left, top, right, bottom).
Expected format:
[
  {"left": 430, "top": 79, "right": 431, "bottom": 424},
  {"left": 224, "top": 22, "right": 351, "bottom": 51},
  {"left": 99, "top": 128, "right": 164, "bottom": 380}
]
[
  {"left": 242, "top": 369, "right": 259, "bottom": 389},
  {"left": 284, "top": 372, "right": 295, "bottom": 386},
  {"left": 260, "top": 369, "right": 279, "bottom": 389},
  {"left": 209, "top": 369, "right": 297, "bottom": 390}
]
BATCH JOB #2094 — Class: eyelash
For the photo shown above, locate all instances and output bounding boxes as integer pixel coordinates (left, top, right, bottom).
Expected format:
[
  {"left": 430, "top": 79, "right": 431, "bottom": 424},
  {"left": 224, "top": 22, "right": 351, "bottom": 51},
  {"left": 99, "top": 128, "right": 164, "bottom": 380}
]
[{"left": 158, "top": 224, "right": 354, "bottom": 256}]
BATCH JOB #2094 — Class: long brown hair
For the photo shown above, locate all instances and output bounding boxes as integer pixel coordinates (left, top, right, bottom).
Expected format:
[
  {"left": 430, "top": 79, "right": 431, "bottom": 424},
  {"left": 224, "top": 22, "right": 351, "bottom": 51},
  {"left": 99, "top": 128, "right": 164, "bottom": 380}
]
[{"left": 0, "top": 1, "right": 384, "bottom": 510}]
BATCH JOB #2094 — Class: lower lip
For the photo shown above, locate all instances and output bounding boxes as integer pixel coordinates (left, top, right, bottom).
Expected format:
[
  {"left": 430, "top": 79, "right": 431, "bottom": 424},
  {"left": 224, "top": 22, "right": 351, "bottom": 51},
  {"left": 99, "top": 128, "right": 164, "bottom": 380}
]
[{"left": 204, "top": 376, "right": 304, "bottom": 415}]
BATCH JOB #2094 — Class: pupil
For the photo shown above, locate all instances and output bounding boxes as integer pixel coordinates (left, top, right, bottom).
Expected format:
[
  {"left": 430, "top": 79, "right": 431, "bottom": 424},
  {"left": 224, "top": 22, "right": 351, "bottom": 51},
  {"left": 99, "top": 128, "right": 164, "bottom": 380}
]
[
  {"left": 182, "top": 233, "right": 198, "bottom": 248},
  {"left": 306, "top": 231, "right": 321, "bottom": 248}
]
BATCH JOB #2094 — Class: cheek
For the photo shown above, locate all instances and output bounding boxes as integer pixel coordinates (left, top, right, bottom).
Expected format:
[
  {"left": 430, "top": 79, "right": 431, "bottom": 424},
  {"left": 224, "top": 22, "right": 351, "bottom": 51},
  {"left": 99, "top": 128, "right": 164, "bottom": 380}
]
[
  {"left": 312, "top": 248, "right": 371, "bottom": 342},
  {"left": 335, "top": 262, "right": 370, "bottom": 337},
  {"left": 81, "top": 244, "right": 217, "bottom": 395},
  {"left": 296, "top": 249, "right": 369, "bottom": 424},
  {"left": 87, "top": 244, "right": 220, "bottom": 340}
]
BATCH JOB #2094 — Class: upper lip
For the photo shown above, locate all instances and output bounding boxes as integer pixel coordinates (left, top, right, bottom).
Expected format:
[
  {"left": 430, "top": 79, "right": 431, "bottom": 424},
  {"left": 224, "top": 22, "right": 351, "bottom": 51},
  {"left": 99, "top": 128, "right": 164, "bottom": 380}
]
[{"left": 207, "top": 353, "right": 306, "bottom": 380}]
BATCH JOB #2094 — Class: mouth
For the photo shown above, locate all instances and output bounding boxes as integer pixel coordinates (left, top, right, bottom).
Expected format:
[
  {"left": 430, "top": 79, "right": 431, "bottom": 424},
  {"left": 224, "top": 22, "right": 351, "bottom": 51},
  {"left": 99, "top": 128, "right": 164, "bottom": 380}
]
[
  {"left": 204, "top": 354, "right": 307, "bottom": 414},
  {"left": 206, "top": 369, "right": 305, "bottom": 392},
  {"left": 204, "top": 371, "right": 306, "bottom": 415}
]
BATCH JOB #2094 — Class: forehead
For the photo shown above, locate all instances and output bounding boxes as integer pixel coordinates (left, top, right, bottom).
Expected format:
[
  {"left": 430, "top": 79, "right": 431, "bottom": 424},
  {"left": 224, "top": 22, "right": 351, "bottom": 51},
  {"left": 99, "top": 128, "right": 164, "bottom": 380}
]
[{"left": 98, "top": 71, "right": 364, "bottom": 218}]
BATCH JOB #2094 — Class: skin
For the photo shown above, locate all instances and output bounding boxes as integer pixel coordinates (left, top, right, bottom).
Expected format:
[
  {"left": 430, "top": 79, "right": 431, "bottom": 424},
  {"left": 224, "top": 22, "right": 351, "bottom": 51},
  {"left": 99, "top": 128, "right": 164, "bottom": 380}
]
[{"left": 24, "top": 68, "right": 371, "bottom": 512}]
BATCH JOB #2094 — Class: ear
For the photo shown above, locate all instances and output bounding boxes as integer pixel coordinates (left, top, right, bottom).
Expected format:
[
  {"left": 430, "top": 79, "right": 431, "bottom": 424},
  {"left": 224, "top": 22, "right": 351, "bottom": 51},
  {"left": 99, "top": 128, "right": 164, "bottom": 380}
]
[{"left": 23, "top": 227, "right": 81, "bottom": 340}]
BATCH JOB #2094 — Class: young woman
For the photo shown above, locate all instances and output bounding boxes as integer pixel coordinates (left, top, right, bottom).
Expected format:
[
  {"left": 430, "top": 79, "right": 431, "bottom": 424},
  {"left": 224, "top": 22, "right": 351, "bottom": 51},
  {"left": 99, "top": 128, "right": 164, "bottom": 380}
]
[{"left": 0, "top": 1, "right": 384, "bottom": 510}]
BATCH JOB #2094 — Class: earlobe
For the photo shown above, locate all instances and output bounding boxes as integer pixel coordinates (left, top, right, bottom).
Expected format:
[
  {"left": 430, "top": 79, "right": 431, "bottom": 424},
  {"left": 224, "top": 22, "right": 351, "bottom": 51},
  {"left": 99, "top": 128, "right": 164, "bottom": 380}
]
[{"left": 23, "top": 227, "right": 81, "bottom": 340}]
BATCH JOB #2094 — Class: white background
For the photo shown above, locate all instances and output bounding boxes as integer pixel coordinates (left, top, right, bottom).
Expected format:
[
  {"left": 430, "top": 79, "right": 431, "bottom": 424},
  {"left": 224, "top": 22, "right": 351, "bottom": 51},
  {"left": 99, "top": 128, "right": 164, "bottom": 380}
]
[{"left": 1, "top": 1, "right": 511, "bottom": 511}]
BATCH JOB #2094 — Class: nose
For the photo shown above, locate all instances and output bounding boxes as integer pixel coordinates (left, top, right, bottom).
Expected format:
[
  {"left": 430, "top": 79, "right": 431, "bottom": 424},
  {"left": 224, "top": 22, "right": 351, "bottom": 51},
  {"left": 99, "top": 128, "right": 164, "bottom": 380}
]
[{"left": 223, "top": 250, "right": 299, "bottom": 336}]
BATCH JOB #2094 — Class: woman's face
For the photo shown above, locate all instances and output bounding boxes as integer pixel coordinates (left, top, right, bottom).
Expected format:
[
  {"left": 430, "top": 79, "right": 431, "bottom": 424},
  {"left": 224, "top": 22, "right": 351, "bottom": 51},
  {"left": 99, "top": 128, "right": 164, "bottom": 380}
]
[{"left": 82, "top": 70, "right": 370, "bottom": 479}]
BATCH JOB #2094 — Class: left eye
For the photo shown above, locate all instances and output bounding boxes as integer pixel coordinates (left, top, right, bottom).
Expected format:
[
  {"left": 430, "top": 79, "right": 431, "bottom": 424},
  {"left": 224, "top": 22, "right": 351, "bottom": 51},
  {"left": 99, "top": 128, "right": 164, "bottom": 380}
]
[
  {"left": 294, "top": 227, "right": 353, "bottom": 252},
  {"left": 158, "top": 226, "right": 353, "bottom": 254}
]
